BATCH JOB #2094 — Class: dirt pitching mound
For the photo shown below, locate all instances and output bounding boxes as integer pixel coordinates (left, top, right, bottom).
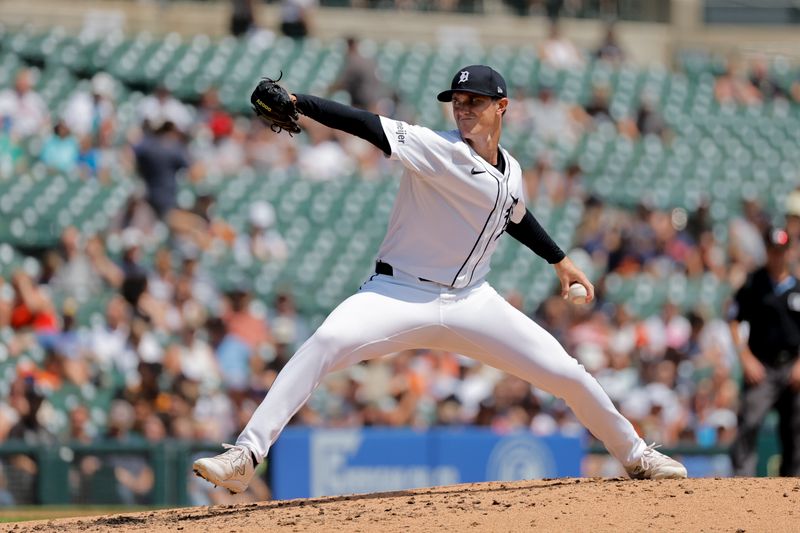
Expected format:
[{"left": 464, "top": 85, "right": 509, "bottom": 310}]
[{"left": 8, "top": 477, "right": 800, "bottom": 532}]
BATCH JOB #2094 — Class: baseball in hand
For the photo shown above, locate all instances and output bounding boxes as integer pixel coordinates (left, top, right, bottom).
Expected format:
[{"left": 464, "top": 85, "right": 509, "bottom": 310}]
[{"left": 568, "top": 282, "right": 588, "bottom": 304}]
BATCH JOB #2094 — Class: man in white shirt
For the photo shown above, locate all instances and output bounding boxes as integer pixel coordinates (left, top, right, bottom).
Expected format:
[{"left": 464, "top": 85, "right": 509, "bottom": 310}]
[
  {"left": 0, "top": 69, "right": 49, "bottom": 139},
  {"left": 62, "top": 72, "right": 116, "bottom": 139}
]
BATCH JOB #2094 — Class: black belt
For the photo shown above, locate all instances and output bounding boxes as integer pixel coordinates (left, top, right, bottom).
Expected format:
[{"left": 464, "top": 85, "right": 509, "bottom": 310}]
[{"left": 375, "top": 261, "right": 433, "bottom": 283}]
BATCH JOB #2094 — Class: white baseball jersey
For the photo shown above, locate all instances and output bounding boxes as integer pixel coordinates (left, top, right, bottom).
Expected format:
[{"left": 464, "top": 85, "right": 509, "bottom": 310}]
[{"left": 376, "top": 117, "right": 527, "bottom": 289}]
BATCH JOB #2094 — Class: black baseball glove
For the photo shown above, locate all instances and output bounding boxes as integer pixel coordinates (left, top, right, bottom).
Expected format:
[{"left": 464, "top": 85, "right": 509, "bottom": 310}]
[{"left": 250, "top": 73, "right": 301, "bottom": 135}]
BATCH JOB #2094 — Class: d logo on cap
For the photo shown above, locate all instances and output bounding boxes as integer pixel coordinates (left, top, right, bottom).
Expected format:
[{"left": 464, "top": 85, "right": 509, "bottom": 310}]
[{"left": 437, "top": 65, "right": 507, "bottom": 103}]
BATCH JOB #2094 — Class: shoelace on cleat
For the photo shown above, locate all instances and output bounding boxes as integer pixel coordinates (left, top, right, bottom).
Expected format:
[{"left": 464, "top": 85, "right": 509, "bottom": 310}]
[
  {"left": 220, "top": 443, "right": 250, "bottom": 473},
  {"left": 638, "top": 443, "right": 667, "bottom": 471}
]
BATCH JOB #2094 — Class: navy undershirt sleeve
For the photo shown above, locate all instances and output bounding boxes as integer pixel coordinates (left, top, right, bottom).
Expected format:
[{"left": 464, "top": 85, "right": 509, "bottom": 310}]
[
  {"left": 293, "top": 94, "right": 391, "bottom": 156},
  {"left": 505, "top": 209, "right": 566, "bottom": 264}
]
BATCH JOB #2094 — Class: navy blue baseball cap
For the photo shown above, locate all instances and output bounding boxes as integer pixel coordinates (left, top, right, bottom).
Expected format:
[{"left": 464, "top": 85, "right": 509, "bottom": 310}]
[{"left": 437, "top": 65, "right": 508, "bottom": 102}]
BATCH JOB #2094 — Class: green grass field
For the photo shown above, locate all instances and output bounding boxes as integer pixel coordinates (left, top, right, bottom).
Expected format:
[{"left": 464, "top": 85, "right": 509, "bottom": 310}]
[{"left": 0, "top": 506, "right": 155, "bottom": 523}]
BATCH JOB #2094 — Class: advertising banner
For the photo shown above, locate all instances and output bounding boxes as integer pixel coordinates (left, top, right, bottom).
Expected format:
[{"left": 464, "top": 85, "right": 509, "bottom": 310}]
[{"left": 270, "top": 428, "right": 583, "bottom": 499}]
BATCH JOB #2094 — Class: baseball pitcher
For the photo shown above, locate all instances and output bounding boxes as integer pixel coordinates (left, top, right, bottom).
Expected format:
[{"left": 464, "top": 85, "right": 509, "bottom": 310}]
[{"left": 193, "top": 66, "right": 687, "bottom": 493}]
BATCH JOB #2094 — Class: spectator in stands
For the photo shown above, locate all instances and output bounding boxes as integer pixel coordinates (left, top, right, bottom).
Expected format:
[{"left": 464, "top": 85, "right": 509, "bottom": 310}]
[
  {"left": 4, "top": 377, "right": 49, "bottom": 503},
  {"left": 51, "top": 227, "right": 101, "bottom": 299},
  {"left": 583, "top": 84, "right": 614, "bottom": 124},
  {"left": 138, "top": 86, "right": 193, "bottom": 134},
  {"left": 147, "top": 247, "right": 176, "bottom": 304},
  {"left": 635, "top": 91, "right": 667, "bottom": 139},
  {"left": 233, "top": 201, "right": 288, "bottom": 266},
  {"left": 528, "top": 84, "right": 584, "bottom": 147},
  {"left": 85, "top": 295, "right": 132, "bottom": 376},
  {"left": 7, "top": 376, "right": 55, "bottom": 446},
  {"left": 502, "top": 85, "right": 534, "bottom": 132},
  {"left": 0, "top": 68, "right": 49, "bottom": 139},
  {"left": 67, "top": 405, "right": 95, "bottom": 444},
  {"left": 133, "top": 121, "right": 190, "bottom": 221},
  {"left": 77, "top": 135, "right": 102, "bottom": 179},
  {"left": 553, "top": 162, "right": 586, "bottom": 205},
  {"left": 223, "top": 286, "right": 273, "bottom": 351},
  {"left": 178, "top": 248, "right": 219, "bottom": 311},
  {"left": 119, "top": 242, "right": 169, "bottom": 338},
  {"left": 594, "top": 23, "right": 626, "bottom": 65},
  {"left": 38, "top": 312, "right": 83, "bottom": 390},
  {"left": 62, "top": 72, "right": 116, "bottom": 140},
  {"left": 540, "top": 21, "right": 584, "bottom": 70},
  {"left": 0, "top": 403, "right": 19, "bottom": 498},
  {"left": 230, "top": 0, "right": 258, "bottom": 37},
  {"left": 118, "top": 228, "right": 149, "bottom": 306},
  {"left": 105, "top": 400, "right": 154, "bottom": 505},
  {"left": 245, "top": 120, "right": 299, "bottom": 171},
  {"left": 329, "top": 37, "right": 383, "bottom": 112},
  {"left": 280, "top": 0, "right": 316, "bottom": 38},
  {"left": 51, "top": 227, "right": 122, "bottom": 300},
  {"left": 748, "top": 57, "right": 787, "bottom": 102},
  {"left": 111, "top": 193, "right": 160, "bottom": 247},
  {"left": 95, "top": 115, "right": 129, "bottom": 183},
  {"left": 714, "top": 63, "right": 761, "bottom": 106},
  {"left": 207, "top": 317, "right": 252, "bottom": 392},
  {"left": 524, "top": 155, "right": 562, "bottom": 202},
  {"left": 269, "top": 291, "right": 310, "bottom": 353},
  {"left": 729, "top": 197, "right": 768, "bottom": 272},
  {"left": 40, "top": 121, "right": 79, "bottom": 173},
  {"left": 127, "top": 315, "right": 164, "bottom": 371},
  {"left": 200, "top": 118, "right": 247, "bottom": 176},
  {"left": 195, "top": 88, "right": 237, "bottom": 147},
  {"left": 194, "top": 89, "right": 247, "bottom": 178},
  {"left": 178, "top": 315, "right": 221, "bottom": 392},
  {"left": 9, "top": 270, "right": 58, "bottom": 336},
  {"left": 163, "top": 192, "right": 232, "bottom": 254},
  {"left": 297, "top": 121, "right": 354, "bottom": 181},
  {"left": 792, "top": 74, "right": 800, "bottom": 103},
  {"left": 0, "top": 401, "right": 18, "bottom": 444},
  {"left": 0, "top": 115, "right": 24, "bottom": 175},
  {"left": 0, "top": 461, "right": 15, "bottom": 505},
  {"left": 523, "top": 157, "right": 585, "bottom": 206}
]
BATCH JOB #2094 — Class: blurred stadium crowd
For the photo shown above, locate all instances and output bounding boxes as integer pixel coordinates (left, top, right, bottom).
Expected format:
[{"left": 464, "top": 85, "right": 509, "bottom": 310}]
[{"left": 1, "top": 14, "right": 800, "bottom": 504}]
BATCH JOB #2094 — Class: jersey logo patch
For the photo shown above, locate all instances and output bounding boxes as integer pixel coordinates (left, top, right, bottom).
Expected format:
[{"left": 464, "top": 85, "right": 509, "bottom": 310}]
[
  {"left": 459, "top": 71, "right": 470, "bottom": 83},
  {"left": 496, "top": 195, "right": 520, "bottom": 240},
  {"left": 470, "top": 167, "right": 486, "bottom": 175}
]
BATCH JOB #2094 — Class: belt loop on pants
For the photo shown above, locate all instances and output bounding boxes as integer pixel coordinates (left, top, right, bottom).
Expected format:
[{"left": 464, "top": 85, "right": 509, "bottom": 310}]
[
  {"left": 375, "top": 261, "right": 434, "bottom": 284},
  {"left": 375, "top": 261, "right": 394, "bottom": 276}
]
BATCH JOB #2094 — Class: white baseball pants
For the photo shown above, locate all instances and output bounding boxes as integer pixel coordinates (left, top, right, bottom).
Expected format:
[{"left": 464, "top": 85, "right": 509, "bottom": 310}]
[{"left": 237, "top": 270, "right": 646, "bottom": 467}]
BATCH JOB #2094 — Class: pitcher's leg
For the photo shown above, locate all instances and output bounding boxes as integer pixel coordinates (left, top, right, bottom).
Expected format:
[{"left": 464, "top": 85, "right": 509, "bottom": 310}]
[
  {"left": 442, "top": 286, "right": 645, "bottom": 467},
  {"left": 236, "top": 279, "right": 441, "bottom": 460}
]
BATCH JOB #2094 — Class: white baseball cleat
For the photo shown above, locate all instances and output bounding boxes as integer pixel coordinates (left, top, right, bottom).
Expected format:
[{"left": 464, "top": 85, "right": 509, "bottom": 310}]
[
  {"left": 193, "top": 443, "right": 256, "bottom": 494},
  {"left": 626, "top": 443, "right": 688, "bottom": 480}
]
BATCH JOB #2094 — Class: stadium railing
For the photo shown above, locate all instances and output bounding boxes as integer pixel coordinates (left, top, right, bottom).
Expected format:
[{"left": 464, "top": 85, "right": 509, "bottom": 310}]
[
  {"left": 0, "top": 440, "right": 224, "bottom": 507},
  {"left": 0, "top": 428, "right": 783, "bottom": 506}
]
